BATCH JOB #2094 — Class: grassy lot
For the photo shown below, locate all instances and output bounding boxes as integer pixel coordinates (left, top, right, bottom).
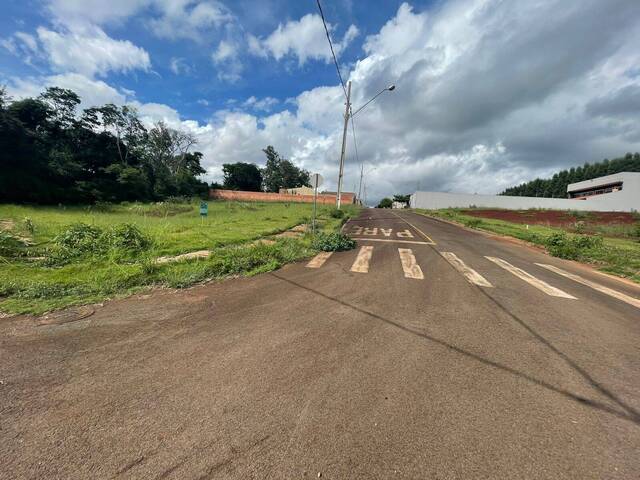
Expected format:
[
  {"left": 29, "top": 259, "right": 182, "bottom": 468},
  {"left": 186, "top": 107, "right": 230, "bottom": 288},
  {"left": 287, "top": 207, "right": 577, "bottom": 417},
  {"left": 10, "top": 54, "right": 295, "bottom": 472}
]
[
  {"left": 415, "top": 208, "right": 640, "bottom": 284},
  {"left": 0, "top": 200, "right": 359, "bottom": 315}
]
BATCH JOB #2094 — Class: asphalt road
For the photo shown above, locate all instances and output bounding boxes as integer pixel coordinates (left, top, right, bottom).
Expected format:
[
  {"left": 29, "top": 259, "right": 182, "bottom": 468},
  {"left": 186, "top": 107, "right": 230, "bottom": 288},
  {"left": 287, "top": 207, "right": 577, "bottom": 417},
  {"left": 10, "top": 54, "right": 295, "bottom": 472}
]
[{"left": 2, "top": 209, "right": 640, "bottom": 479}]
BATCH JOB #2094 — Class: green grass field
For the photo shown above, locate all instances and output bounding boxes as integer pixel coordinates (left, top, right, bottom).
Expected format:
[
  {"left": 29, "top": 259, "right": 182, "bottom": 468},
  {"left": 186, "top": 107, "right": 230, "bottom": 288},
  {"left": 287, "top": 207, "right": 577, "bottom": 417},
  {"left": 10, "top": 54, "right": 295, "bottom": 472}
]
[
  {"left": 0, "top": 200, "right": 359, "bottom": 315},
  {"left": 415, "top": 208, "right": 640, "bottom": 284}
]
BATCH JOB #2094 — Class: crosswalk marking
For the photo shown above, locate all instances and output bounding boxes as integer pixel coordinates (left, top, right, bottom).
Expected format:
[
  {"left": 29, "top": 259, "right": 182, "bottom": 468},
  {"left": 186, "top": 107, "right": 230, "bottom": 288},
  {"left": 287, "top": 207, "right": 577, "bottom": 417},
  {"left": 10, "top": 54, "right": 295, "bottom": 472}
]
[
  {"left": 398, "top": 248, "right": 424, "bottom": 279},
  {"left": 351, "top": 246, "right": 374, "bottom": 273},
  {"left": 306, "top": 251, "right": 333, "bottom": 268},
  {"left": 441, "top": 252, "right": 493, "bottom": 287},
  {"left": 536, "top": 263, "right": 640, "bottom": 309},
  {"left": 485, "top": 256, "right": 576, "bottom": 299}
]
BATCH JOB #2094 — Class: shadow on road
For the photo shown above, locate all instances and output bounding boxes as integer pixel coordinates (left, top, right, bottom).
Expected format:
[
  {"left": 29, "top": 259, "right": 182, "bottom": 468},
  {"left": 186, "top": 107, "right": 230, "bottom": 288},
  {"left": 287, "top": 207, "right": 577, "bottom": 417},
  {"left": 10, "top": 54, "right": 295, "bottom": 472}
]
[{"left": 271, "top": 272, "right": 640, "bottom": 427}]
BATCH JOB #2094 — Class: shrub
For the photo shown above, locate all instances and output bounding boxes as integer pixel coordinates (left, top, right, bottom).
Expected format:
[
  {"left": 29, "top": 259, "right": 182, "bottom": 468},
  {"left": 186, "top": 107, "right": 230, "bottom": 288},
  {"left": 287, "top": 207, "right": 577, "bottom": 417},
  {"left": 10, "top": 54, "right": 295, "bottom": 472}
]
[
  {"left": 54, "top": 223, "right": 103, "bottom": 254},
  {"left": 312, "top": 232, "right": 356, "bottom": 252},
  {"left": 329, "top": 208, "right": 345, "bottom": 219},
  {"left": 545, "top": 232, "right": 603, "bottom": 260},
  {"left": 378, "top": 198, "right": 393, "bottom": 208},
  {"left": 464, "top": 218, "right": 483, "bottom": 229},
  {"left": 633, "top": 223, "right": 640, "bottom": 241},
  {"left": 102, "top": 224, "right": 151, "bottom": 251},
  {"left": 0, "top": 230, "right": 26, "bottom": 258}
]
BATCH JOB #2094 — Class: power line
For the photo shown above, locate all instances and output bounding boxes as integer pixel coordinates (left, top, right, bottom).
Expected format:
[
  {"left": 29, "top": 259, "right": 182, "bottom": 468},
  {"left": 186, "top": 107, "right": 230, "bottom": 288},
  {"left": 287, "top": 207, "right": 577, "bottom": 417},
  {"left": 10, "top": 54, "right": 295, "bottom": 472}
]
[{"left": 316, "top": 0, "right": 347, "bottom": 98}]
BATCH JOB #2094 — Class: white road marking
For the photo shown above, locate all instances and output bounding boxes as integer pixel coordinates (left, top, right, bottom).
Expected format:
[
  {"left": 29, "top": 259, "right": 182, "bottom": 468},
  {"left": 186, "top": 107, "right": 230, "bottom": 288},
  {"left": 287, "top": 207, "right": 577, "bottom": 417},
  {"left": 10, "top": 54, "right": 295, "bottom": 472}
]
[
  {"left": 390, "top": 212, "right": 436, "bottom": 244},
  {"left": 485, "top": 256, "right": 576, "bottom": 299},
  {"left": 351, "top": 246, "right": 374, "bottom": 273},
  {"left": 536, "top": 263, "right": 640, "bottom": 309},
  {"left": 350, "top": 238, "right": 431, "bottom": 245},
  {"left": 398, "top": 248, "right": 424, "bottom": 279},
  {"left": 364, "top": 227, "right": 378, "bottom": 235},
  {"left": 441, "top": 252, "right": 493, "bottom": 287},
  {"left": 381, "top": 228, "right": 392, "bottom": 237},
  {"left": 306, "top": 252, "right": 333, "bottom": 268},
  {"left": 396, "top": 229, "right": 414, "bottom": 238}
]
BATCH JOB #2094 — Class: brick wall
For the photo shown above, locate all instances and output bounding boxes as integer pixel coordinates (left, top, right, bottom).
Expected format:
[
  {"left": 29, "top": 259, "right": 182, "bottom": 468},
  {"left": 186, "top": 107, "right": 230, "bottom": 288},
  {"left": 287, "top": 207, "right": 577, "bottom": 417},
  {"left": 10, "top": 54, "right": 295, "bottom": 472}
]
[{"left": 209, "top": 189, "right": 356, "bottom": 205}]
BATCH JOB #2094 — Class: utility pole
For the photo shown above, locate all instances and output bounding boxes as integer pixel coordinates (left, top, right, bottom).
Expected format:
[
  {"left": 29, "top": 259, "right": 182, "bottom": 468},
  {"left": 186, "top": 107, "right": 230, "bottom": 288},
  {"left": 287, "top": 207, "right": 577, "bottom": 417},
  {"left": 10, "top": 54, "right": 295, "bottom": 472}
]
[
  {"left": 336, "top": 80, "right": 351, "bottom": 209},
  {"left": 357, "top": 163, "right": 364, "bottom": 204}
]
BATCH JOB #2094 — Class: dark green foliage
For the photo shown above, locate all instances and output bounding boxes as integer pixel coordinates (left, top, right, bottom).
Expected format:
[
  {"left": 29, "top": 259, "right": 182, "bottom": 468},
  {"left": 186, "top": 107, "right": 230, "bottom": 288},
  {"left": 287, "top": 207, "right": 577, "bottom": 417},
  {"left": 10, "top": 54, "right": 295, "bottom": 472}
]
[
  {"left": 500, "top": 153, "right": 640, "bottom": 197},
  {"left": 378, "top": 198, "right": 393, "bottom": 208},
  {"left": 53, "top": 222, "right": 151, "bottom": 260},
  {"left": 222, "top": 162, "right": 263, "bottom": 191},
  {"left": 0, "top": 230, "right": 26, "bottom": 258},
  {"left": 0, "top": 86, "right": 208, "bottom": 204},
  {"left": 393, "top": 194, "right": 410, "bottom": 205},
  {"left": 261, "top": 145, "right": 310, "bottom": 192},
  {"left": 545, "top": 232, "right": 604, "bottom": 260},
  {"left": 463, "top": 218, "right": 483, "bottom": 228},
  {"left": 312, "top": 232, "right": 356, "bottom": 252},
  {"left": 329, "top": 208, "right": 345, "bottom": 219}
]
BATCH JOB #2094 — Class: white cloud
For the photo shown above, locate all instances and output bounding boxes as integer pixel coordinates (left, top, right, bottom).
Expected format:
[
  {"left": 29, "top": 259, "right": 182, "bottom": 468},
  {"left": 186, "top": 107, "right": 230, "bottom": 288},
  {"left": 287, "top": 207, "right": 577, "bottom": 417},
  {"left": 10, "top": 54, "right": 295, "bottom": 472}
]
[
  {"left": 169, "top": 57, "right": 191, "bottom": 75},
  {"left": 212, "top": 39, "right": 243, "bottom": 82},
  {"left": 242, "top": 96, "right": 279, "bottom": 112},
  {"left": 5, "top": 73, "right": 130, "bottom": 107},
  {"left": 254, "top": 14, "right": 359, "bottom": 65},
  {"left": 36, "top": 26, "right": 151, "bottom": 77}
]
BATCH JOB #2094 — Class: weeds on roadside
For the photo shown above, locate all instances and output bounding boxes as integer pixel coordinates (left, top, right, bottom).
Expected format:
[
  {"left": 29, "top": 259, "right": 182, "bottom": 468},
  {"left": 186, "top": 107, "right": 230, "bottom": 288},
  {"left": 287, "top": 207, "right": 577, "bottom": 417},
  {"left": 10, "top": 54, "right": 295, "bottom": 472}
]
[{"left": 312, "top": 232, "right": 356, "bottom": 252}]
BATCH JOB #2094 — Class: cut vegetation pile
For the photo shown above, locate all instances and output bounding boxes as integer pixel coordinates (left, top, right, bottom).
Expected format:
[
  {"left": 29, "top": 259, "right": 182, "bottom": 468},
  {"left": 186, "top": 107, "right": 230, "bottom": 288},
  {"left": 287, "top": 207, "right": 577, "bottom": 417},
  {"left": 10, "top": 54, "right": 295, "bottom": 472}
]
[
  {"left": 416, "top": 208, "right": 640, "bottom": 283},
  {"left": 0, "top": 200, "right": 359, "bottom": 315}
]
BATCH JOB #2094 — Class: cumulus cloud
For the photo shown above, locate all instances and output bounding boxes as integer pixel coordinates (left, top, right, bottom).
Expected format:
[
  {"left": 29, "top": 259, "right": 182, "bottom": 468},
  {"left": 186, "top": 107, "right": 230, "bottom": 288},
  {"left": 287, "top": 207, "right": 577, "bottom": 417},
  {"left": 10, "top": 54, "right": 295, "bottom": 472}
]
[
  {"left": 251, "top": 14, "right": 359, "bottom": 65},
  {"left": 242, "top": 96, "right": 279, "bottom": 112},
  {"left": 35, "top": 26, "right": 151, "bottom": 77}
]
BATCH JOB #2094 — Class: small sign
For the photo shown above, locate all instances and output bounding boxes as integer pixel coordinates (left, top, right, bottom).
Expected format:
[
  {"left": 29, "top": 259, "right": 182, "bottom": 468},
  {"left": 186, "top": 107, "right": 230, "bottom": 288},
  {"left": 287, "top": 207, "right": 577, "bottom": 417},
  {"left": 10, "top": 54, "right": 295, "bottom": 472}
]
[
  {"left": 310, "top": 173, "right": 324, "bottom": 188},
  {"left": 199, "top": 202, "right": 208, "bottom": 216}
]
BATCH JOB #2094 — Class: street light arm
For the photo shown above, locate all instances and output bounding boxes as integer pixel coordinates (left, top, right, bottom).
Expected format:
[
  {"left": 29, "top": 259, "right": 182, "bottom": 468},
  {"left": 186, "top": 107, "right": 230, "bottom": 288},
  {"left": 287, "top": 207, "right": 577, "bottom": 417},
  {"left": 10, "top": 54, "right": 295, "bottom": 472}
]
[{"left": 351, "top": 89, "right": 386, "bottom": 118}]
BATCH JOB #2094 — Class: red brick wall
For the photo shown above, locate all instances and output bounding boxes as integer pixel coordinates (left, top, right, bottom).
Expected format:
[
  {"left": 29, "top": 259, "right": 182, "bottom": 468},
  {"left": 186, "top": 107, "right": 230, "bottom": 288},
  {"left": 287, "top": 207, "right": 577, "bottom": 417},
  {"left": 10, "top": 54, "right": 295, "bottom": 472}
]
[{"left": 209, "top": 189, "right": 356, "bottom": 205}]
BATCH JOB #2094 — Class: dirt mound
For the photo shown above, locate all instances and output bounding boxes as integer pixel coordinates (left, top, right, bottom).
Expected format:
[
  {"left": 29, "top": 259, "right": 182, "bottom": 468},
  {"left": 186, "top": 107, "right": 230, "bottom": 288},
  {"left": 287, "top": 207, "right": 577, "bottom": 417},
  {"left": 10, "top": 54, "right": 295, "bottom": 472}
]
[{"left": 464, "top": 209, "right": 637, "bottom": 227}]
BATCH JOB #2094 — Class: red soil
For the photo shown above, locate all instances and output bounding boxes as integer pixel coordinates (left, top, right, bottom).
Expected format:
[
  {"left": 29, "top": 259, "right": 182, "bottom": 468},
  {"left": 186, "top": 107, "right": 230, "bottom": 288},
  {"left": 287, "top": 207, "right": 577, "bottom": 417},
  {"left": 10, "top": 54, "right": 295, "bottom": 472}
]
[{"left": 463, "top": 209, "right": 636, "bottom": 227}]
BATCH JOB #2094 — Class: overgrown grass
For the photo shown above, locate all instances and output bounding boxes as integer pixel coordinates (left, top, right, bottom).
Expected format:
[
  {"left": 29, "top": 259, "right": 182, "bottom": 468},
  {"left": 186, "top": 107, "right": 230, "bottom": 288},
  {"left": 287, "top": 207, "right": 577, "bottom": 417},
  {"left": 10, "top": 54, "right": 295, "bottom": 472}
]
[
  {"left": 416, "top": 208, "right": 640, "bottom": 283},
  {"left": 0, "top": 200, "right": 360, "bottom": 315}
]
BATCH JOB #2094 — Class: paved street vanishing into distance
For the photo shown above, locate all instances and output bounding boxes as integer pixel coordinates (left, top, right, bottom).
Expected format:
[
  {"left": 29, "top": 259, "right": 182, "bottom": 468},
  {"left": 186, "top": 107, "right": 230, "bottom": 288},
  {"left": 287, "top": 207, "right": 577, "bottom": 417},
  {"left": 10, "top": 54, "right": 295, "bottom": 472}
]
[{"left": 2, "top": 209, "right": 640, "bottom": 479}]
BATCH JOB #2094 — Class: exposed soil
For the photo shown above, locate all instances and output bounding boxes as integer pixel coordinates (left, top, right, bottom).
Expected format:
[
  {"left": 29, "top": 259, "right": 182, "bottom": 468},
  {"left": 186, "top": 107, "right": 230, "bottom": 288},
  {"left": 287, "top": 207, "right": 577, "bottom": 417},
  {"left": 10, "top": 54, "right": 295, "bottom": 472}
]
[{"left": 463, "top": 209, "right": 637, "bottom": 227}]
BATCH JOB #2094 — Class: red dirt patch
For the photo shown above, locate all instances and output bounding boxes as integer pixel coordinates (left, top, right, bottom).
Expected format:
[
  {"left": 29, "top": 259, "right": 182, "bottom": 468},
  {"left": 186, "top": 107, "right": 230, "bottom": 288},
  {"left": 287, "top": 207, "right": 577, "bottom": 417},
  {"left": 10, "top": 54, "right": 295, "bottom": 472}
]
[{"left": 463, "top": 209, "right": 637, "bottom": 227}]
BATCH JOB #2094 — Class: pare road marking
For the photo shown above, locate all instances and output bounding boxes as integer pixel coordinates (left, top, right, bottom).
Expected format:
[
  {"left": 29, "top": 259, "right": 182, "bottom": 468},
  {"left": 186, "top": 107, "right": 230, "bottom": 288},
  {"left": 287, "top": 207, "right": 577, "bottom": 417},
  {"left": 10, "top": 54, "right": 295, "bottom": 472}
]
[
  {"left": 398, "top": 248, "right": 424, "bottom": 279},
  {"left": 363, "top": 227, "right": 378, "bottom": 235},
  {"left": 381, "top": 228, "right": 392, "bottom": 237},
  {"left": 536, "top": 263, "right": 640, "bottom": 309},
  {"left": 389, "top": 212, "right": 436, "bottom": 244},
  {"left": 306, "top": 252, "right": 333, "bottom": 268},
  {"left": 351, "top": 238, "right": 431, "bottom": 245},
  {"left": 396, "top": 229, "right": 414, "bottom": 238},
  {"left": 351, "top": 246, "right": 374, "bottom": 273},
  {"left": 441, "top": 252, "right": 493, "bottom": 287},
  {"left": 485, "top": 257, "right": 576, "bottom": 299}
]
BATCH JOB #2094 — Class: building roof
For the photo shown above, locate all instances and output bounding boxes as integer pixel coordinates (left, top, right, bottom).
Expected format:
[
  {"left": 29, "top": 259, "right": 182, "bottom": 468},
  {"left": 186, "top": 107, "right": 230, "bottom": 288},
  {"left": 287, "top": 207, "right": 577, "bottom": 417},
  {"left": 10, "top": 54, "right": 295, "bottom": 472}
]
[{"left": 567, "top": 172, "right": 639, "bottom": 193}]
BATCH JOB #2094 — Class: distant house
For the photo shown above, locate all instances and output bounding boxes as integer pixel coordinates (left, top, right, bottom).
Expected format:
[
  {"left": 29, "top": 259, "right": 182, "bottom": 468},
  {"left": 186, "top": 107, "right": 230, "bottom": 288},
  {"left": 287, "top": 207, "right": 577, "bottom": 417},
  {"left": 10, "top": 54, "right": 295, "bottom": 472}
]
[
  {"left": 392, "top": 201, "right": 407, "bottom": 209},
  {"left": 279, "top": 186, "right": 315, "bottom": 195}
]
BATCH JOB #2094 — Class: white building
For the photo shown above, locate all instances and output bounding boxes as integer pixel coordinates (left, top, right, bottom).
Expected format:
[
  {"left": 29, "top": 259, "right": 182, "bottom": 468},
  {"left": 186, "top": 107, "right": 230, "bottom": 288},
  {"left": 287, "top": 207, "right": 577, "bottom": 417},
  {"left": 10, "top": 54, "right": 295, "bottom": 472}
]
[{"left": 409, "top": 172, "right": 639, "bottom": 212}]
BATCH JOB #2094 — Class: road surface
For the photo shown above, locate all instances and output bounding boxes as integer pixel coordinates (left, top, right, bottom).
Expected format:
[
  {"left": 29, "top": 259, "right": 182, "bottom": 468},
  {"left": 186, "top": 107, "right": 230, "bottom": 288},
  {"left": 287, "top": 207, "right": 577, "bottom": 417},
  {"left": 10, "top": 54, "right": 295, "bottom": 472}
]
[{"left": 2, "top": 209, "right": 640, "bottom": 479}]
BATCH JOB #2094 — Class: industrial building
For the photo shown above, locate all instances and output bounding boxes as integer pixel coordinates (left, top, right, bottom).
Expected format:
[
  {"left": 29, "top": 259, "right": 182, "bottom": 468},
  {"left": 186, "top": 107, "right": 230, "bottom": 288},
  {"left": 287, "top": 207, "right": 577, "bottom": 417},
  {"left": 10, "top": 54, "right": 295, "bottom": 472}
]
[{"left": 409, "top": 172, "right": 639, "bottom": 212}]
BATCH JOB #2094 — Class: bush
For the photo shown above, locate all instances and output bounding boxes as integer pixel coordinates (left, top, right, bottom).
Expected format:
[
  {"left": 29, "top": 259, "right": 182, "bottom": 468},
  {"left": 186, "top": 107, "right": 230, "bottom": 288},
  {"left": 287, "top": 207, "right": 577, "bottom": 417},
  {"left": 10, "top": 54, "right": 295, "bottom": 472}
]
[
  {"left": 54, "top": 223, "right": 102, "bottom": 254},
  {"left": 378, "top": 198, "right": 393, "bottom": 208},
  {"left": 633, "top": 223, "right": 640, "bottom": 241},
  {"left": 102, "top": 223, "right": 151, "bottom": 251},
  {"left": 312, "top": 232, "right": 356, "bottom": 252},
  {"left": 545, "top": 232, "right": 603, "bottom": 260},
  {"left": 464, "top": 218, "right": 483, "bottom": 229},
  {"left": 329, "top": 208, "right": 345, "bottom": 219},
  {"left": 0, "top": 230, "right": 26, "bottom": 258}
]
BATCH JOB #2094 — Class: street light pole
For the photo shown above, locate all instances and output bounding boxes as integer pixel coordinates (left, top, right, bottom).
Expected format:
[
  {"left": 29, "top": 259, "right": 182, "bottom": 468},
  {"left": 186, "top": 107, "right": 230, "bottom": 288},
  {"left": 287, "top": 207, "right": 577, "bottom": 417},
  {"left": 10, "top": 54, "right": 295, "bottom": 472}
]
[
  {"left": 335, "top": 82, "right": 394, "bottom": 209},
  {"left": 336, "top": 80, "right": 351, "bottom": 209}
]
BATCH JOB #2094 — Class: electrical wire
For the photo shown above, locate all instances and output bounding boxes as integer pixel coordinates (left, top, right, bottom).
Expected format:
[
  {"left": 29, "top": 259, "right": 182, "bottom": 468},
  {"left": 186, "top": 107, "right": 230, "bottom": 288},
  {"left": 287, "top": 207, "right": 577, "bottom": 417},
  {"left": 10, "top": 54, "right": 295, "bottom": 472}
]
[{"left": 316, "top": 0, "right": 348, "bottom": 99}]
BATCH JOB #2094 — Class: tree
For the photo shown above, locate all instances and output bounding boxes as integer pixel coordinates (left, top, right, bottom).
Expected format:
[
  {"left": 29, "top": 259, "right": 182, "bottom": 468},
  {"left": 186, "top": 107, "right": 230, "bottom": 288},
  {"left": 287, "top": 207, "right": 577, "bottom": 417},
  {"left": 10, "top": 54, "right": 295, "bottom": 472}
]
[
  {"left": 378, "top": 197, "right": 393, "bottom": 208},
  {"left": 222, "top": 163, "right": 262, "bottom": 191},
  {"left": 261, "top": 145, "right": 310, "bottom": 192},
  {"left": 393, "top": 194, "right": 410, "bottom": 205}
]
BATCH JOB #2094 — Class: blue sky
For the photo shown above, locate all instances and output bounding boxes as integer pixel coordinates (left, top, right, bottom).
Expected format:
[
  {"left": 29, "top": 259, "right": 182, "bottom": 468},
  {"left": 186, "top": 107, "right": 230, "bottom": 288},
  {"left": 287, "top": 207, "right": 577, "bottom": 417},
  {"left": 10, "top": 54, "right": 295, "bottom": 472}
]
[{"left": 2, "top": 0, "right": 640, "bottom": 203}]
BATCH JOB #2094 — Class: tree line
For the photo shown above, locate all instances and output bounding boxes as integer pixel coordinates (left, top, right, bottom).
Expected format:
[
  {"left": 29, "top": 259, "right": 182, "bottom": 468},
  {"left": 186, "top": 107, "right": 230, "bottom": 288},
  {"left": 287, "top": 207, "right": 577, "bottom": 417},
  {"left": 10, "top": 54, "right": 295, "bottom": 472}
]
[
  {"left": 500, "top": 153, "right": 640, "bottom": 198},
  {"left": 215, "top": 146, "right": 311, "bottom": 192},
  {"left": 0, "top": 86, "right": 208, "bottom": 204}
]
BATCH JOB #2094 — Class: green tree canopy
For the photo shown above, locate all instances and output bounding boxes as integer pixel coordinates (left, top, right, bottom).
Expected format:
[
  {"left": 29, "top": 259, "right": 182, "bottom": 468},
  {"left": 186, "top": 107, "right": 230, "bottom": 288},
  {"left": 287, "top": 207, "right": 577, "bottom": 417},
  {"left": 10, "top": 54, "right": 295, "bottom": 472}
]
[
  {"left": 378, "top": 197, "right": 393, "bottom": 208},
  {"left": 222, "top": 162, "right": 262, "bottom": 191},
  {"left": 500, "top": 153, "right": 640, "bottom": 198},
  {"left": 261, "top": 145, "right": 310, "bottom": 192}
]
